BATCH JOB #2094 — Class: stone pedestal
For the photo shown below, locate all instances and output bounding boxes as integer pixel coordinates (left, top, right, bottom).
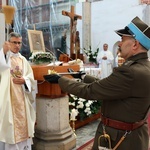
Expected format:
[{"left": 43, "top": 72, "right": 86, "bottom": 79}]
[
  {"left": 31, "top": 64, "right": 79, "bottom": 150},
  {"left": 33, "top": 95, "right": 76, "bottom": 150}
]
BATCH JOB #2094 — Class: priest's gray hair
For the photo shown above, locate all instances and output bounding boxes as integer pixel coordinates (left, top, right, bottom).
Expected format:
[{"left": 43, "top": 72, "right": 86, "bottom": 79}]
[{"left": 8, "top": 32, "right": 22, "bottom": 41}]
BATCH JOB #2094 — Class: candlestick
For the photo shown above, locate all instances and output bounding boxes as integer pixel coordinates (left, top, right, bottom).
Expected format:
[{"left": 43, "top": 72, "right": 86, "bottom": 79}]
[
  {"left": 70, "top": 109, "right": 78, "bottom": 137},
  {"left": 70, "top": 108, "right": 78, "bottom": 121},
  {"left": 72, "top": 119, "right": 76, "bottom": 137}
]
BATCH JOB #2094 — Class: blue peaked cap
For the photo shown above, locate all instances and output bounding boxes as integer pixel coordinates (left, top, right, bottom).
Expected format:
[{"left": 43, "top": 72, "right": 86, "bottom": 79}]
[{"left": 115, "top": 16, "right": 150, "bottom": 50}]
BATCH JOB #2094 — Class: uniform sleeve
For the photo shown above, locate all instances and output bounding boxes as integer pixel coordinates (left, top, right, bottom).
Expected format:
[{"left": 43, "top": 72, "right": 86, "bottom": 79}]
[{"left": 58, "top": 66, "right": 133, "bottom": 101}]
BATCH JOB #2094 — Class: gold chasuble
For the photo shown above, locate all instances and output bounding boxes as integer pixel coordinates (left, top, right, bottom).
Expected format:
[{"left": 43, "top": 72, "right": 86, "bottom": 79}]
[{"left": 10, "top": 56, "right": 28, "bottom": 143}]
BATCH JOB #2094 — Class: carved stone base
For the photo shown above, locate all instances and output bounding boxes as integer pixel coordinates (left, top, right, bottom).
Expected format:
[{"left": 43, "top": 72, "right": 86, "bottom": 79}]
[
  {"left": 33, "top": 132, "right": 76, "bottom": 150},
  {"left": 33, "top": 95, "right": 76, "bottom": 150}
]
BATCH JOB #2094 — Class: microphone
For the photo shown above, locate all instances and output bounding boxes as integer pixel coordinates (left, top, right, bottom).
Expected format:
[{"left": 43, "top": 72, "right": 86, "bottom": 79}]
[
  {"left": 57, "top": 49, "right": 73, "bottom": 61},
  {"left": 45, "top": 47, "right": 57, "bottom": 66}
]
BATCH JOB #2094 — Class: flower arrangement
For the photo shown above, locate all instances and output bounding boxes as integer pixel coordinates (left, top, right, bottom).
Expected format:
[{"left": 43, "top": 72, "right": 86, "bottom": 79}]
[
  {"left": 83, "top": 46, "right": 99, "bottom": 63},
  {"left": 69, "top": 94, "right": 101, "bottom": 121},
  {"left": 29, "top": 51, "right": 53, "bottom": 64}
]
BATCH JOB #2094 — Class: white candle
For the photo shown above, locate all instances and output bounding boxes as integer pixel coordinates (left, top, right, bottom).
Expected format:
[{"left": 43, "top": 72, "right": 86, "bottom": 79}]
[
  {"left": 48, "top": 69, "right": 51, "bottom": 74},
  {"left": 71, "top": 109, "right": 78, "bottom": 120}
]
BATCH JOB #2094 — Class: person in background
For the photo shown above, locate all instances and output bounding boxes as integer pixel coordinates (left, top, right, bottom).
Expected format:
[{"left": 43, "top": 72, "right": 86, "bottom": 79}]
[
  {"left": 61, "top": 29, "right": 67, "bottom": 54},
  {"left": 0, "top": 32, "right": 36, "bottom": 150},
  {"left": 96, "top": 43, "right": 114, "bottom": 79},
  {"left": 44, "top": 16, "right": 150, "bottom": 150}
]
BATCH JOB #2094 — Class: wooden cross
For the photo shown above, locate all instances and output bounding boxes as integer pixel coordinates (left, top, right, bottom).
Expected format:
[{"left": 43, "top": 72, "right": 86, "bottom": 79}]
[{"left": 62, "top": 5, "right": 82, "bottom": 59}]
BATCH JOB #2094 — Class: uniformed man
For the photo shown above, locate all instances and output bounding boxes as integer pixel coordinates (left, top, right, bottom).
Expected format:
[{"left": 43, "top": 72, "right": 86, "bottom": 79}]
[{"left": 44, "top": 16, "right": 150, "bottom": 150}]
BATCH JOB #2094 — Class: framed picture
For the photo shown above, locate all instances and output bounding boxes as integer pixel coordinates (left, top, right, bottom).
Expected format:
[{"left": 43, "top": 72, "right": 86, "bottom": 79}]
[{"left": 27, "top": 29, "right": 45, "bottom": 53}]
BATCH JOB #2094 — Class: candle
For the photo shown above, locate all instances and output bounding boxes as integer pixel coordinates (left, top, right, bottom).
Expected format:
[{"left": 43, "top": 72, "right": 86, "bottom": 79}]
[
  {"left": 71, "top": 109, "right": 78, "bottom": 120},
  {"left": 48, "top": 69, "right": 51, "bottom": 74}
]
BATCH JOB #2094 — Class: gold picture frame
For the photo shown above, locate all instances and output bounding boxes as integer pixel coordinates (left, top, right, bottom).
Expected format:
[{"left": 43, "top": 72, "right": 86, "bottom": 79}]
[{"left": 27, "top": 29, "right": 45, "bottom": 52}]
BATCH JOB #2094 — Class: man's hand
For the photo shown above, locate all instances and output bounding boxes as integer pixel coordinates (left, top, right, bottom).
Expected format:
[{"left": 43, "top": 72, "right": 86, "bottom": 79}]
[
  {"left": 12, "top": 76, "right": 25, "bottom": 84},
  {"left": 3, "top": 41, "right": 10, "bottom": 54},
  {"left": 68, "top": 68, "right": 86, "bottom": 79},
  {"left": 102, "top": 56, "right": 107, "bottom": 60},
  {"left": 43, "top": 74, "right": 61, "bottom": 83}
]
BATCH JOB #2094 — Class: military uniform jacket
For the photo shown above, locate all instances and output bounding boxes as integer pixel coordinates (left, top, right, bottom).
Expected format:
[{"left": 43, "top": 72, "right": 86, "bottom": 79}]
[{"left": 58, "top": 52, "right": 150, "bottom": 150}]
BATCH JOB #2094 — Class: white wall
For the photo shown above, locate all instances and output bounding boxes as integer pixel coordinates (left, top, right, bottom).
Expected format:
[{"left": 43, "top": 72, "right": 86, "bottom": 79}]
[{"left": 76, "top": 0, "right": 148, "bottom": 56}]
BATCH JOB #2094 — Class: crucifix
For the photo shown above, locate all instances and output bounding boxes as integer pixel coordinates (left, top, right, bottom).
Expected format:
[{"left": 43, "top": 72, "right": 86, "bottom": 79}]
[{"left": 62, "top": 5, "right": 82, "bottom": 60}]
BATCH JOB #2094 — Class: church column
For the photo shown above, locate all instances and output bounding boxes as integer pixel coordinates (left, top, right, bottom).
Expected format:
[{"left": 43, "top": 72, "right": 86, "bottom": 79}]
[
  {"left": 144, "top": 5, "right": 150, "bottom": 25},
  {"left": 2, "top": 0, "right": 6, "bottom": 5},
  {"left": 82, "top": 2, "right": 91, "bottom": 62},
  {"left": 82, "top": 2, "right": 91, "bottom": 50}
]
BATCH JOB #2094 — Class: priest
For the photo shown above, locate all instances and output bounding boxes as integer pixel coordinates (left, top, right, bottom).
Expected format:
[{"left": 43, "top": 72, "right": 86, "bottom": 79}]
[
  {"left": 96, "top": 43, "right": 114, "bottom": 79},
  {"left": 0, "top": 32, "right": 36, "bottom": 150}
]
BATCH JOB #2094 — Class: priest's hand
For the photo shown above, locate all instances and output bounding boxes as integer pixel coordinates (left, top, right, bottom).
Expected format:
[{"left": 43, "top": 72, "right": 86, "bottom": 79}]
[
  {"left": 67, "top": 68, "right": 86, "bottom": 79},
  {"left": 43, "top": 74, "right": 61, "bottom": 83},
  {"left": 3, "top": 41, "right": 11, "bottom": 54},
  {"left": 13, "top": 76, "right": 25, "bottom": 84}
]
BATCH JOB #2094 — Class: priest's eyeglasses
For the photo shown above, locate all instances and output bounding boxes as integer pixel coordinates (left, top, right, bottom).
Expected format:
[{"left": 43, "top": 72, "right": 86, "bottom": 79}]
[{"left": 10, "top": 41, "right": 22, "bottom": 45}]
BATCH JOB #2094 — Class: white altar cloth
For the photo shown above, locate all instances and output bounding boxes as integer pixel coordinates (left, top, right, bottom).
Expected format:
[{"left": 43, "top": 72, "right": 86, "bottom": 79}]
[{"left": 80, "top": 67, "right": 101, "bottom": 78}]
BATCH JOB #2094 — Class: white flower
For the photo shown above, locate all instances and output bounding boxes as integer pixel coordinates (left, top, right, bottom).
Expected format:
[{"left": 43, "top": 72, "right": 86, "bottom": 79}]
[
  {"left": 77, "top": 101, "right": 84, "bottom": 109},
  {"left": 69, "top": 94, "right": 101, "bottom": 120},
  {"left": 85, "top": 102, "right": 91, "bottom": 107},
  {"left": 70, "top": 108, "right": 78, "bottom": 120},
  {"left": 69, "top": 102, "right": 75, "bottom": 106},
  {"left": 29, "top": 51, "right": 53, "bottom": 63},
  {"left": 84, "top": 107, "right": 92, "bottom": 116},
  {"left": 79, "top": 98, "right": 86, "bottom": 102},
  {"left": 70, "top": 94, "right": 77, "bottom": 100}
]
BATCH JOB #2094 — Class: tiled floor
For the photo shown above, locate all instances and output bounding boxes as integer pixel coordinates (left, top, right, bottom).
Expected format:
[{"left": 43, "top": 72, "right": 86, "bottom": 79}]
[{"left": 72, "top": 119, "right": 100, "bottom": 150}]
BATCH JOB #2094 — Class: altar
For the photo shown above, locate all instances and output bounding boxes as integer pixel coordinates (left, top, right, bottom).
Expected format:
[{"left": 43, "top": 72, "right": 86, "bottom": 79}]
[{"left": 31, "top": 63, "right": 80, "bottom": 150}]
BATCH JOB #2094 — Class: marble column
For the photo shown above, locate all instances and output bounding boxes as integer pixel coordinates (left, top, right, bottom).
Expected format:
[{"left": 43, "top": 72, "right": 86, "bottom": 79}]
[
  {"left": 82, "top": 2, "right": 91, "bottom": 63},
  {"left": 2, "top": 0, "right": 6, "bottom": 5},
  {"left": 33, "top": 95, "right": 76, "bottom": 150},
  {"left": 82, "top": 2, "right": 91, "bottom": 48}
]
